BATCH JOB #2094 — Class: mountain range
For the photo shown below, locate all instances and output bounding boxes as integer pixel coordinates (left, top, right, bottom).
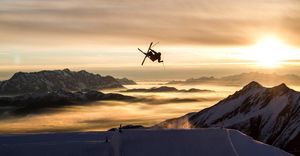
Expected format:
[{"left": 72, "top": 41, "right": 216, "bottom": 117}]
[
  {"left": 167, "top": 72, "right": 300, "bottom": 86},
  {"left": 122, "top": 86, "right": 214, "bottom": 93},
  {"left": 155, "top": 81, "right": 300, "bottom": 155},
  {"left": 0, "top": 69, "right": 136, "bottom": 94}
]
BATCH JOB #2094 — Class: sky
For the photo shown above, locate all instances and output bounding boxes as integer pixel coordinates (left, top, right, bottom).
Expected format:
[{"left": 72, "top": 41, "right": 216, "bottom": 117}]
[{"left": 0, "top": 0, "right": 300, "bottom": 80}]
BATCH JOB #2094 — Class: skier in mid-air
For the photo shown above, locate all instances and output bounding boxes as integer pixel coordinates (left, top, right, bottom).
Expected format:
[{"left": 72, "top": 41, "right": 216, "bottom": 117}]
[{"left": 138, "top": 42, "right": 164, "bottom": 66}]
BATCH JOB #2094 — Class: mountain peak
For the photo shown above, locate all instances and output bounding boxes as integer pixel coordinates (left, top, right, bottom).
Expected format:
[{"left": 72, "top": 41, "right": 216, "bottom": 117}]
[
  {"left": 242, "top": 81, "right": 264, "bottom": 91},
  {"left": 10, "top": 71, "right": 26, "bottom": 79},
  {"left": 62, "top": 68, "right": 71, "bottom": 72},
  {"left": 276, "top": 83, "right": 288, "bottom": 88},
  {"left": 270, "top": 83, "right": 291, "bottom": 94}
]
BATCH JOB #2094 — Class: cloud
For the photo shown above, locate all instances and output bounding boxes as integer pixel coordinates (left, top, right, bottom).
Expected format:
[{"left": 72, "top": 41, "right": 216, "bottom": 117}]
[
  {"left": 0, "top": 92, "right": 217, "bottom": 120},
  {"left": 1, "top": 0, "right": 299, "bottom": 72},
  {"left": 0, "top": 0, "right": 299, "bottom": 46}
]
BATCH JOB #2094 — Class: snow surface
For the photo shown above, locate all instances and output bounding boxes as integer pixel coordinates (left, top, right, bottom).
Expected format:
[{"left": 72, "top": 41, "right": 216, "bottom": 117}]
[
  {"left": 156, "top": 82, "right": 300, "bottom": 151},
  {"left": 0, "top": 128, "right": 291, "bottom": 156},
  {"left": 0, "top": 132, "right": 113, "bottom": 156}
]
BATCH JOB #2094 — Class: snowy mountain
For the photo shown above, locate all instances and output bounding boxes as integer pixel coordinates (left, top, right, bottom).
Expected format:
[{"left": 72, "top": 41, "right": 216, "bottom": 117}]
[
  {"left": 0, "top": 69, "right": 124, "bottom": 94},
  {"left": 155, "top": 81, "right": 300, "bottom": 155},
  {"left": 167, "top": 72, "right": 300, "bottom": 86},
  {"left": 0, "top": 128, "right": 291, "bottom": 156}
]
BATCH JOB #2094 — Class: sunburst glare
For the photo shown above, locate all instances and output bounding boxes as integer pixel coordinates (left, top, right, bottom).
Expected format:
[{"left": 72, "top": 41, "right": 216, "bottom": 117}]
[{"left": 239, "top": 36, "right": 298, "bottom": 68}]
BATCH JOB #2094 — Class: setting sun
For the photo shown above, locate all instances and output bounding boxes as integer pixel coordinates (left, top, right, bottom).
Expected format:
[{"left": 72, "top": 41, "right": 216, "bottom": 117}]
[{"left": 239, "top": 36, "right": 298, "bottom": 68}]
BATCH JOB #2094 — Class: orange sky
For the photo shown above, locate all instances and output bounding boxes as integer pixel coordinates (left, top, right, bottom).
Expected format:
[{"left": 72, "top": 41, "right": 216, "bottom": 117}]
[{"left": 0, "top": 0, "right": 300, "bottom": 80}]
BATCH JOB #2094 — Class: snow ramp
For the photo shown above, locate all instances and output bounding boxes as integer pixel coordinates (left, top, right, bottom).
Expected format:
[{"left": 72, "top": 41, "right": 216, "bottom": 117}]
[{"left": 0, "top": 128, "right": 291, "bottom": 156}]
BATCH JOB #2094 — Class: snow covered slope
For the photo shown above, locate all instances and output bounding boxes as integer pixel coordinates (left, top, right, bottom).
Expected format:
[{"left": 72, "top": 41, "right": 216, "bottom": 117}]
[
  {"left": 155, "top": 81, "right": 300, "bottom": 155},
  {"left": 0, "top": 129, "right": 290, "bottom": 156},
  {"left": 0, "top": 132, "right": 113, "bottom": 156}
]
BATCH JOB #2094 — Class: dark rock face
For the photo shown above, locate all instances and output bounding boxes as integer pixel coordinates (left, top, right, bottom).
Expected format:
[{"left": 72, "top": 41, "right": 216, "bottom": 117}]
[
  {"left": 123, "top": 86, "right": 214, "bottom": 93},
  {"left": 108, "top": 125, "right": 145, "bottom": 131},
  {"left": 116, "top": 78, "right": 137, "bottom": 85},
  {"left": 124, "top": 86, "right": 178, "bottom": 92},
  {"left": 0, "top": 69, "right": 123, "bottom": 94},
  {"left": 155, "top": 81, "right": 300, "bottom": 155},
  {"left": 0, "top": 90, "right": 136, "bottom": 116}
]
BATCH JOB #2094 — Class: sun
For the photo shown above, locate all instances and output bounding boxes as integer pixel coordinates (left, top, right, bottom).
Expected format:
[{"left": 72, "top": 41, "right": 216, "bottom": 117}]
[
  {"left": 252, "top": 37, "right": 286, "bottom": 68},
  {"left": 239, "top": 36, "right": 297, "bottom": 68}
]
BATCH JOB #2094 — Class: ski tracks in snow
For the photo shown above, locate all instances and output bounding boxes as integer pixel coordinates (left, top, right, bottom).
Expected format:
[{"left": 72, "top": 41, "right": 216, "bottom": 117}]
[{"left": 226, "top": 129, "right": 240, "bottom": 156}]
